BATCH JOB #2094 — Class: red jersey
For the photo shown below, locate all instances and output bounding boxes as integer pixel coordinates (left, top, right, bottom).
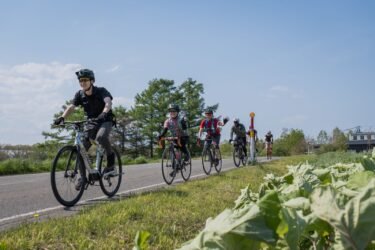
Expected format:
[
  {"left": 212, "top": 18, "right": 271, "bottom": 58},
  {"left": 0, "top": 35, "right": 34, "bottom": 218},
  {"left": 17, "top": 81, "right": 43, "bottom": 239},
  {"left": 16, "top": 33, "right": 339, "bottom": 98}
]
[{"left": 200, "top": 118, "right": 221, "bottom": 136}]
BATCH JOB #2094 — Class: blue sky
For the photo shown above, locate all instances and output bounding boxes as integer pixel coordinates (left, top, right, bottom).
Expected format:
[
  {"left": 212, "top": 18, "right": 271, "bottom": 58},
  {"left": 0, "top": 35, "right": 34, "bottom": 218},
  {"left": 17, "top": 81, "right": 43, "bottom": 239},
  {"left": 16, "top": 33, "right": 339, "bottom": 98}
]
[{"left": 0, "top": 0, "right": 374, "bottom": 144}]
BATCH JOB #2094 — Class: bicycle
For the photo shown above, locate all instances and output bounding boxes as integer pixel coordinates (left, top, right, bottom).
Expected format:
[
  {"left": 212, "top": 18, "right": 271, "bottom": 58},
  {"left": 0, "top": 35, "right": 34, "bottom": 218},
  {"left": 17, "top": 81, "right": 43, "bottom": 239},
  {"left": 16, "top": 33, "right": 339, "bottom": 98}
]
[
  {"left": 159, "top": 137, "right": 192, "bottom": 185},
  {"left": 201, "top": 136, "right": 222, "bottom": 175},
  {"left": 232, "top": 138, "right": 247, "bottom": 167},
  {"left": 266, "top": 142, "right": 273, "bottom": 160},
  {"left": 51, "top": 119, "right": 123, "bottom": 207}
]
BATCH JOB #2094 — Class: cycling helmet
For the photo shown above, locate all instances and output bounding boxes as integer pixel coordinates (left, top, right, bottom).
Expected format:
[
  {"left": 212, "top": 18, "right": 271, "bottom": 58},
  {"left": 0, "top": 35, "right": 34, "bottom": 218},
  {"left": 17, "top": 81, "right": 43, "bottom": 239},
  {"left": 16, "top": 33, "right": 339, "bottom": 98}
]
[
  {"left": 234, "top": 118, "right": 240, "bottom": 124},
  {"left": 204, "top": 108, "right": 213, "bottom": 114},
  {"left": 168, "top": 104, "right": 180, "bottom": 112},
  {"left": 76, "top": 69, "right": 95, "bottom": 81}
]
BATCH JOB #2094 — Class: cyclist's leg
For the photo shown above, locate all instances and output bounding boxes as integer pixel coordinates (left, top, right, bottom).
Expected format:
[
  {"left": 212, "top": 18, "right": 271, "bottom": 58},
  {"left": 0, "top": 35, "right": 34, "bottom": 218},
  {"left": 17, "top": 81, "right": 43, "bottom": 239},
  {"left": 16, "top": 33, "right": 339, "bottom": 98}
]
[
  {"left": 180, "top": 136, "right": 190, "bottom": 162},
  {"left": 96, "top": 122, "right": 114, "bottom": 169},
  {"left": 241, "top": 137, "right": 247, "bottom": 156}
]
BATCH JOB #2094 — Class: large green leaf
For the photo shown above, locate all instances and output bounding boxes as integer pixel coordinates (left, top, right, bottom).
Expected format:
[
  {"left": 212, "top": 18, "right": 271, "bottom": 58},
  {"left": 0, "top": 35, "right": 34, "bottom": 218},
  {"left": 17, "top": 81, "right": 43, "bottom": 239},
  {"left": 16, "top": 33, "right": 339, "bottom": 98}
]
[
  {"left": 277, "top": 208, "right": 308, "bottom": 250},
  {"left": 311, "top": 180, "right": 375, "bottom": 249},
  {"left": 258, "top": 191, "right": 281, "bottom": 234},
  {"left": 346, "top": 171, "right": 375, "bottom": 191},
  {"left": 179, "top": 204, "right": 276, "bottom": 249}
]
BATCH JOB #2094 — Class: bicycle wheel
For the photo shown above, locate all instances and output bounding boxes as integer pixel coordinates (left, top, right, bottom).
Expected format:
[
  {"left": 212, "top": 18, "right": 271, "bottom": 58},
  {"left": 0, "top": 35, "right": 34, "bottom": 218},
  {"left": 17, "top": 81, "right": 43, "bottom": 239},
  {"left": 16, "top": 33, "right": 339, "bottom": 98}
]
[
  {"left": 99, "top": 147, "right": 123, "bottom": 197},
  {"left": 51, "top": 145, "right": 85, "bottom": 207},
  {"left": 180, "top": 150, "right": 192, "bottom": 181},
  {"left": 214, "top": 148, "right": 222, "bottom": 173},
  {"left": 202, "top": 146, "right": 212, "bottom": 175},
  {"left": 162, "top": 147, "right": 176, "bottom": 185},
  {"left": 233, "top": 146, "right": 241, "bottom": 167}
]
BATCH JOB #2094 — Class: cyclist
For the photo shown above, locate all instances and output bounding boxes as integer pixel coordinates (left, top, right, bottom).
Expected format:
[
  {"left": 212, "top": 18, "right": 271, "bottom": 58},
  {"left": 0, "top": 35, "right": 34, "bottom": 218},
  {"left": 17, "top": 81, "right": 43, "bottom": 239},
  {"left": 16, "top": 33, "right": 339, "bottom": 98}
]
[
  {"left": 198, "top": 108, "right": 224, "bottom": 147},
  {"left": 158, "top": 104, "right": 190, "bottom": 164},
  {"left": 229, "top": 118, "right": 247, "bottom": 158},
  {"left": 53, "top": 69, "right": 116, "bottom": 180},
  {"left": 265, "top": 130, "right": 274, "bottom": 153}
]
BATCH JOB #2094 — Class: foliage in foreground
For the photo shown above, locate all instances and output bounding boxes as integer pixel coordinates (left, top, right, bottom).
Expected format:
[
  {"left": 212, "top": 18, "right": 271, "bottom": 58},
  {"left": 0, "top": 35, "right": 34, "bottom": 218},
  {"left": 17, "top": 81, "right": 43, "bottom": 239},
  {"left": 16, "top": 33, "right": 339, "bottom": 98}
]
[{"left": 179, "top": 154, "right": 375, "bottom": 249}]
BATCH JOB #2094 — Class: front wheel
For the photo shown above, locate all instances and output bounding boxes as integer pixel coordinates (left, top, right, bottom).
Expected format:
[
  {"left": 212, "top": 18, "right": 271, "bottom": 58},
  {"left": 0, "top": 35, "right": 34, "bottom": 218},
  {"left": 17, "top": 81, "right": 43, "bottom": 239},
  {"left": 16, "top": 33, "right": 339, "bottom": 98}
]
[
  {"left": 99, "top": 147, "right": 123, "bottom": 197},
  {"left": 51, "top": 145, "right": 85, "bottom": 207},
  {"left": 233, "top": 146, "right": 241, "bottom": 167},
  {"left": 202, "top": 146, "right": 213, "bottom": 175},
  {"left": 181, "top": 150, "right": 192, "bottom": 181},
  {"left": 214, "top": 148, "right": 222, "bottom": 173},
  {"left": 162, "top": 148, "right": 176, "bottom": 185}
]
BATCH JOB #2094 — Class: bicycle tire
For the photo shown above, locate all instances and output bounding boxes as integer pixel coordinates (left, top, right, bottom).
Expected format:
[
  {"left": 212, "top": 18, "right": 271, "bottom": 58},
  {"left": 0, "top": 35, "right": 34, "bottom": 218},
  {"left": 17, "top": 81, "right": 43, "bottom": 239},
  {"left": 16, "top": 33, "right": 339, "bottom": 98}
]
[
  {"left": 214, "top": 147, "right": 222, "bottom": 173},
  {"left": 162, "top": 147, "right": 176, "bottom": 185},
  {"left": 202, "top": 145, "right": 212, "bottom": 175},
  {"left": 99, "top": 147, "right": 123, "bottom": 197},
  {"left": 180, "top": 150, "right": 192, "bottom": 181},
  {"left": 51, "top": 145, "right": 85, "bottom": 207},
  {"left": 233, "top": 146, "right": 241, "bottom": 167}
]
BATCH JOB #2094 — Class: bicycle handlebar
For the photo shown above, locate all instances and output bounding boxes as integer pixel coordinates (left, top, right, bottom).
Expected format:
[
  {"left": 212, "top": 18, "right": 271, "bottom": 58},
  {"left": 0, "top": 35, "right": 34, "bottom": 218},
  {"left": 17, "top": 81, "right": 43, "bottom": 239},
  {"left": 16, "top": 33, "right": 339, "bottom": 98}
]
[{"left": 158, "top": 137, "right": 182, "bottom": 147}]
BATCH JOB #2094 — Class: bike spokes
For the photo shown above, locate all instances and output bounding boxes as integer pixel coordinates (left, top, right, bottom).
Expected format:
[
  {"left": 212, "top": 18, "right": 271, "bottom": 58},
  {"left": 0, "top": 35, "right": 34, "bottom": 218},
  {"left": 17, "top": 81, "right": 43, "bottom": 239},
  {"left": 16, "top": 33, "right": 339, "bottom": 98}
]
[{"left": 51, "top": 146, "right": 85, "bottom": 207}]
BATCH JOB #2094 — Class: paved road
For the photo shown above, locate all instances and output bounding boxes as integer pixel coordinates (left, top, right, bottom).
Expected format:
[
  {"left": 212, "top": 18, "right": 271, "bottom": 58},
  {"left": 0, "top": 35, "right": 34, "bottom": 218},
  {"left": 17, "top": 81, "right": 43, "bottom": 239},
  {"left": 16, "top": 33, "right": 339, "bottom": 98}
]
[{"left": 0, "top": 157, "right": 271, "bottom": 231}]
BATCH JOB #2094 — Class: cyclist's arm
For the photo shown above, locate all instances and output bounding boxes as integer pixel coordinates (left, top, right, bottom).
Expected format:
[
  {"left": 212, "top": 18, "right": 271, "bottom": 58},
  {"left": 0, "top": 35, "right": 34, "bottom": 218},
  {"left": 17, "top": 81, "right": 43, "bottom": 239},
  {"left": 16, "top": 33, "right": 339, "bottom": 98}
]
[
  {"left": 61, "top": 104, "right": 76, "bottom": 119},
  {"left": 159, "top": 127, "right": 168, "bottom": 138},
  {"left": 102, "top": 97, "right": 112, "bottom": 113}
]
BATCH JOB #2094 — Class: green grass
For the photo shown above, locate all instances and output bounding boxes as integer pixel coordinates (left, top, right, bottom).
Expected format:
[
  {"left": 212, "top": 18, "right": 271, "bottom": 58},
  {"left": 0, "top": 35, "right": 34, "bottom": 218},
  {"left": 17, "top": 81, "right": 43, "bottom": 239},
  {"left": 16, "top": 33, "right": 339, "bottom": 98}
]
[{"left": 0, "top": 156, "right": 314, "bottom": 250}]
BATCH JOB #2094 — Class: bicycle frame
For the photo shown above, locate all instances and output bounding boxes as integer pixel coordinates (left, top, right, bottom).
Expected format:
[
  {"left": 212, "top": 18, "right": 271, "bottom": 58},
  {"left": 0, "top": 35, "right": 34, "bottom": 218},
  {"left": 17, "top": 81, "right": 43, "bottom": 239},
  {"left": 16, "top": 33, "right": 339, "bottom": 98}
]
[{"left": 65, "top": 122, "right": 102, "bottom": 175}]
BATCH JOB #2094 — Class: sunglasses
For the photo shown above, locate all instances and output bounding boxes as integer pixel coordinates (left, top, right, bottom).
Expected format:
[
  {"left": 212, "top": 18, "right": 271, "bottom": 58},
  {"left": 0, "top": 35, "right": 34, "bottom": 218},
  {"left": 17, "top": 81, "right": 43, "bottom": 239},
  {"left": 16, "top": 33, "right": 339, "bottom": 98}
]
[{"left": 79, "top": 78, "right": 91, "bottom": 83}]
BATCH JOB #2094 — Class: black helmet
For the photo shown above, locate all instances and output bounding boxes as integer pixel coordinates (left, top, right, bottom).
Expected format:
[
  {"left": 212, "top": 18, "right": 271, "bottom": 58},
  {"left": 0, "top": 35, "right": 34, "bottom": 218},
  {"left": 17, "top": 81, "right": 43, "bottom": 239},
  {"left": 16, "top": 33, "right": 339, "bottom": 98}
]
[
  {"left": 234, "top": 118, "right": 239, "bottom": 124},
  {"left": 204, "top": 108, "right": 213, "bottom": 114},
  {"left": 168, "top": 104, "right": 180, "bottom": 112},
  {"left": 76, "top": 69, "right": 95, "bottom": 81}
]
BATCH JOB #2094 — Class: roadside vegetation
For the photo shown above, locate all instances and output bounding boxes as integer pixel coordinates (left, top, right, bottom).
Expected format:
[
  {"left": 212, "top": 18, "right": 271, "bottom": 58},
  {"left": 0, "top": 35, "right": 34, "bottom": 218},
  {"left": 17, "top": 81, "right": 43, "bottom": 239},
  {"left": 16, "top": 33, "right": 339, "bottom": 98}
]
[
  {"left": 2, "top": 152, "right": 372, "bottom": 249},
  {"left": 0, "top": 156, "right": 309, "bottom": 249}
]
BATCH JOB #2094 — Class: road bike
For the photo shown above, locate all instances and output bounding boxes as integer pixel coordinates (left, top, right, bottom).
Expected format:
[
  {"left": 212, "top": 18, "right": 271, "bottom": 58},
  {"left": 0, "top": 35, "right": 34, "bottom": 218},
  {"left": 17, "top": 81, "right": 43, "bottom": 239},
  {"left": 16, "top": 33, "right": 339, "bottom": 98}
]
[
  {"left": 266, "top": 142, "right": 273, "bottom": 160},
  {"left": 159, "top": 137, "right": 192, "bottom": 185},
  {"left": 232, "top": 138, "right": 247, "bottom": 167},
  {"left": 51, "top": 120, "right": 123, "bottom": 207},
  {"left": 201, "top": 136, "right": 222, "bottom": 175}
]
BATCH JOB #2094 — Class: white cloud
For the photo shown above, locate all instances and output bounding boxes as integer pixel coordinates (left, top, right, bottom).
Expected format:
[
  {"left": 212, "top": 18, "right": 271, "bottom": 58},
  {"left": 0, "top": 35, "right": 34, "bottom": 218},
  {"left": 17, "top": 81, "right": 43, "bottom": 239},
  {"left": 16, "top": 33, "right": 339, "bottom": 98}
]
[
  {"left": 262, "top": 85, "right": 304, "bottom": 100},
  {"left": 106, "top": 65, "right": 120, "bottom": 73},
  {"left": 0, "top": 62, "right": 81, "bottom": 144}
]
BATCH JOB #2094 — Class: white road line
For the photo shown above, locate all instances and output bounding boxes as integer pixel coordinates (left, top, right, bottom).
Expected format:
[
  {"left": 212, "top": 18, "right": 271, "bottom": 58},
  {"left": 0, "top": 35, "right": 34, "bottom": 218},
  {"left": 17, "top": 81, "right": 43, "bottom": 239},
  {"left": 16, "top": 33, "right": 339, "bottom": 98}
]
[{"left": 0, "top": 172, "right": 212, "bottom": 225}]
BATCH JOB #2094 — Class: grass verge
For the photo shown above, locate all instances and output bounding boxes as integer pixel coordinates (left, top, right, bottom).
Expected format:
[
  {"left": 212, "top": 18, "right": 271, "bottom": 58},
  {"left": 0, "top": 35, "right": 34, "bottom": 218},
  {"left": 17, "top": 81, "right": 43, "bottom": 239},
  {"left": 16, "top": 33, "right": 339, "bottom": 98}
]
[{"left": 0, "top": 155, "right": 313, "bottom": 249}]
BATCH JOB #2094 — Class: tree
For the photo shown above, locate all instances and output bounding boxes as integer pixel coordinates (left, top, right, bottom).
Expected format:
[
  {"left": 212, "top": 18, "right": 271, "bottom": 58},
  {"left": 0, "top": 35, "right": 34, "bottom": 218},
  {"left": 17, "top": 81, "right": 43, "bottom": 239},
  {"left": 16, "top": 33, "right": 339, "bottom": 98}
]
[
  {"left": 111, "top": 105, "right": 132, "bottom": 153},
  {"left": 131, "top": 79, "right": 179, "bottom": 158},
  {"left": 332, "top": 127, "right": 347, "bottom": 151},
  {"left": 273, "top": 128, "right": 307, "bottom": 156},
  {"left": 177, "top": 78, "right": 206, "bottom": 155},
  {"left": 42, "top": 100, "right": 85, "bottom": 144},
  {"left": 317, "top": 130, "right": 329, "bottom": 145}
]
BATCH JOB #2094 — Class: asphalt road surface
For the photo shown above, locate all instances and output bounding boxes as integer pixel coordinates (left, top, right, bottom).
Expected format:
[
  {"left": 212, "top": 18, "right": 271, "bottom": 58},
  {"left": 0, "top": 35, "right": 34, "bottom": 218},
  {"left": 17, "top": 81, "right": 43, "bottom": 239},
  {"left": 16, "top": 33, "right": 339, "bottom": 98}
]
[{"left": 0, "top": 157, "right": 273, "bottom": 231}]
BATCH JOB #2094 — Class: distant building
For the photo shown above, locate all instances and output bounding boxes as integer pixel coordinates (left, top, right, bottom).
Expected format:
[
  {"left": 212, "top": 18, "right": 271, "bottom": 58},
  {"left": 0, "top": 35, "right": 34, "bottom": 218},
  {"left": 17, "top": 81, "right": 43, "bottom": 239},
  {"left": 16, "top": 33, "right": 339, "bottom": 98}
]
[{"left": 347, "top": 130, "right": 375, "bottom": 152}]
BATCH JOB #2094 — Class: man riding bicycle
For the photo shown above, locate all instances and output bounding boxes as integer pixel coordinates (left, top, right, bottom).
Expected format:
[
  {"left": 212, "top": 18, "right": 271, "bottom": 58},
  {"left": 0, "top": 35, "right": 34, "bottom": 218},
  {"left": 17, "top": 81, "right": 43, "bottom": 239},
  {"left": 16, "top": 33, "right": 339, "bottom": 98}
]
[
  {"left": 53, "top": 69, "right": 116, "bottom": 181},
  {"left": 229, "top": 118, "right": 247, "bottom": 158},
  {"left": 158, "top": 104, "right": 190, "bottom": 164},
  {"left": 265, "top": 130, "right": 274, "bottom": 152},
  {"left": 198, "top": 108, "right": 224, "bottom": 147}
]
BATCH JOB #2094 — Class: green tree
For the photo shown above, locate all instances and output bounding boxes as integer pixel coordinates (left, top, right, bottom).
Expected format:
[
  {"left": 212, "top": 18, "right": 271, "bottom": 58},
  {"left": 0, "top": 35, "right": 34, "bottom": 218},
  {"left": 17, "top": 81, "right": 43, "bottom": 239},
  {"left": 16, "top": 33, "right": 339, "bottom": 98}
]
[
  {"left": 111, "top": 105, "right": 132, "bottom": 153},
  {"left": 317, "top": 130, "right": 329, "bottom": 145},
  {"left": 42, "top": 100, "right": 85, "bottom": 144},
  {"left": 131, "top": 79, "right": 179, "bottom": 158},
  {"left": 332, "top": 127, "right": 347, "bottom": 151},
  {"left": 273, "top": 128, "right": 306, "bottom": 156},
  {"left": 177, "top": 78, "right": 206, "bottom": 155}
]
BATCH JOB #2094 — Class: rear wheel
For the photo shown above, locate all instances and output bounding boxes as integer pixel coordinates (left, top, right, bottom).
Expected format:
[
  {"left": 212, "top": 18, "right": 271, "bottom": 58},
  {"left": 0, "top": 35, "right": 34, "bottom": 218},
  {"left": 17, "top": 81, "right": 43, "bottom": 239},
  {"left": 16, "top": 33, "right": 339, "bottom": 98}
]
[
  {"left": 99, "top": 147, "right": 123, "bottom": 197},
  {"left": 202, "top": 146, "right": 212, "bottom": 175},
  {"left": 51, "top": 145, "right": 85, "bottom": 207},
  {"left": 162, "top": 148, "right": 176, "bottom": 185}
]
